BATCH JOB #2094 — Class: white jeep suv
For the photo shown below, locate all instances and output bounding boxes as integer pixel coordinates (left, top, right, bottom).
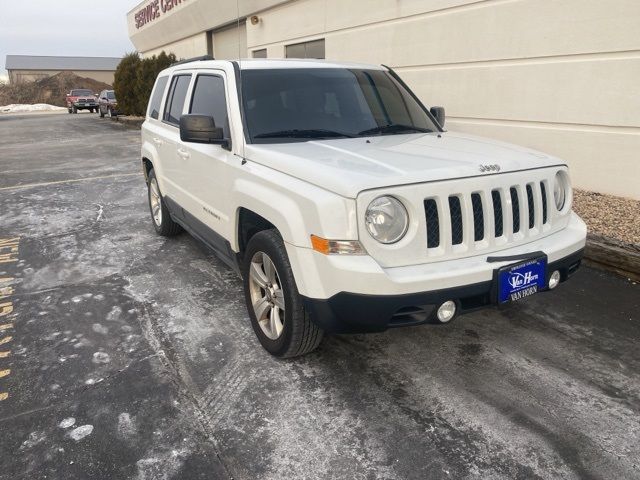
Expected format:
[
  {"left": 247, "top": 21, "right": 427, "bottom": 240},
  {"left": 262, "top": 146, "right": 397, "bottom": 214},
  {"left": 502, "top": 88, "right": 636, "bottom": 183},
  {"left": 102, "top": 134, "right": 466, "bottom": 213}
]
[{"left": 141, "top": 57, "right": 586, "bottom": 357}]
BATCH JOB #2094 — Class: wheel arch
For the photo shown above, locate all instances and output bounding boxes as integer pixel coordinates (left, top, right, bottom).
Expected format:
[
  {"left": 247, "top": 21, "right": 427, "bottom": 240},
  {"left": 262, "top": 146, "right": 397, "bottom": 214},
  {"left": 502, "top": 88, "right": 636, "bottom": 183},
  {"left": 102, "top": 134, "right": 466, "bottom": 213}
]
[{"left": 142, "top": 157, "right": 154, "bottom": 184}]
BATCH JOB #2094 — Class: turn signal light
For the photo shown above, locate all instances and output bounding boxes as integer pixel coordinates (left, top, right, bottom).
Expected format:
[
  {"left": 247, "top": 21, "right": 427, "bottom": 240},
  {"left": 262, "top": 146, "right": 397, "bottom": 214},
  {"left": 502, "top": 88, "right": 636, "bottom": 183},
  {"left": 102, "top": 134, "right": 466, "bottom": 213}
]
[{"left": 310, "top": 235, "right": 366, "bottom": 255}]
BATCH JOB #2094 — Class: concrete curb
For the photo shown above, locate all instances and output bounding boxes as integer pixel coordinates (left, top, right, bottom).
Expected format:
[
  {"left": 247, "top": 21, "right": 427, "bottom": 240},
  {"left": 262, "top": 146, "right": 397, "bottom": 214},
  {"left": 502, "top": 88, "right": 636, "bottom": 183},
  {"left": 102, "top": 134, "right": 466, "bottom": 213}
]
[
  {"left": 584, "top": 234, "right": 640, "bottom": 281},
  {"left": 111, "top": 115, "right": 144, "bottom": 129}
]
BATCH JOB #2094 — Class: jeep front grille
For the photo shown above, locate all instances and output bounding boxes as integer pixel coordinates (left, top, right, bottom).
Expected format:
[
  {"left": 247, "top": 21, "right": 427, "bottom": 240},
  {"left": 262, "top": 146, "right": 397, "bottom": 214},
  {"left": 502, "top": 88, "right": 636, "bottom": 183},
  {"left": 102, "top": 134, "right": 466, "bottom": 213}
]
[
  {"left": 424, "top": 180, "right": 552, "bottom": 253},
  {"left": 491, "top": 190, "right": 503, "bottom": 237},
  {"left": 424, "top": 199, "right": 439, "bottom": 248}
]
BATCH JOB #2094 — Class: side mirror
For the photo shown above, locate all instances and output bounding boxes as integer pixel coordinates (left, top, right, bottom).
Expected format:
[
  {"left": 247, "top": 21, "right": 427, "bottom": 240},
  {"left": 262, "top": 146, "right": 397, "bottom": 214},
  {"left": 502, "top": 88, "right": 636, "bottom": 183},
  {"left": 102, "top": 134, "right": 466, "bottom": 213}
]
[
  {"left": 430, "top": 106, "right": 445, "bottom": 128},
  {"left": 179, "top": 114, "right": 228, "bottom": 148}
]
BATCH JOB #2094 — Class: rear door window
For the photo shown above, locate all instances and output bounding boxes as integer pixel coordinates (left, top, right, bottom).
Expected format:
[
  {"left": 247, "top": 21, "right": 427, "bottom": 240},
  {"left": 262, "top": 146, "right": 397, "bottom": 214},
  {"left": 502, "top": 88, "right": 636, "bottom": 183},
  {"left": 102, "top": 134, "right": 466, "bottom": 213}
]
[
  {"left": 163, "top": 74, "right": 192, "bottom": 125},
  {"left": 148, "top": 76, "right": 168, "bottom": 119},
  {"left": 189, "top": 74, "right": 230, "bottom": 138}
]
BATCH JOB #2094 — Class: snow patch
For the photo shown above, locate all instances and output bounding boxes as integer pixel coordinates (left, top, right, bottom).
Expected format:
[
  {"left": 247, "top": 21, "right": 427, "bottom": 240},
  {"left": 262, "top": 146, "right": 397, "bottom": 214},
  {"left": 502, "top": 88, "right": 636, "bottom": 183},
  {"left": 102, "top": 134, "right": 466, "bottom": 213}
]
[
  {"left": 69, "top": 424, "right": 94, "bottom": 441},
  {"left": 92, "top": 323, "right": 109, "bottom": 335},
  {"left": 118, "top": 412, "right": 136, "bottom": 438},
  {"left": 92, "top": 351, "right": 111, "bottom": 364},
  {"left": 135, "top": 448, "right": 189, "bottom": 480},
  {"left": 106, "top": 305, "right": 122, "bottom": 322},
  {"left": 59, "top": 417, "right": 76, "bottom": 429},
  {"left": 0, "top": 103, "right": 67, "bottom": 113},
  {"left": 20, "top": 431, "right": 46, "bottom": 450}
]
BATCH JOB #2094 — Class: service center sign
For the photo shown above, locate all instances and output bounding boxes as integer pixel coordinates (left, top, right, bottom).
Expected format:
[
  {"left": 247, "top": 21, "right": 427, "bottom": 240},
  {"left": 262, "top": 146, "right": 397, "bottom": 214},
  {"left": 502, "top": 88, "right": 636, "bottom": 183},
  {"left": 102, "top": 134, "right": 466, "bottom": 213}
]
[{"left": 134, "top": 0, "right": 187, "bottom": 29}]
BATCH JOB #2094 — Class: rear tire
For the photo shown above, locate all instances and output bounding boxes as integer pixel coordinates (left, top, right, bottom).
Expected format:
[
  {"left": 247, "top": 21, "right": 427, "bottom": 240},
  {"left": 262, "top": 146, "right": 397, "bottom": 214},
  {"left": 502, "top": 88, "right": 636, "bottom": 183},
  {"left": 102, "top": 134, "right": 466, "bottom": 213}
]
[
  {"left": 147, "top": 169, "right": 182, "bottom": 237},
  {"left": 242, "top": 230, "right": 324, "bottom": 358}
]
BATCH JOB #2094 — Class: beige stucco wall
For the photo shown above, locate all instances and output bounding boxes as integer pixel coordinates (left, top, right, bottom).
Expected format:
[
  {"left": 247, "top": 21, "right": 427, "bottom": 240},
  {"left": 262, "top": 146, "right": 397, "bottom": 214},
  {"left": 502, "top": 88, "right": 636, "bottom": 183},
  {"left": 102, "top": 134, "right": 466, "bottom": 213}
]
[
  {"left": 128, "top": 0, "right": 640, "bottom": 199},
  {"left": 141, "top": 32, "right": 208, "bottom": 59},
  {"left": 8, "top": 69, "right": 115, "bottom": 85}
]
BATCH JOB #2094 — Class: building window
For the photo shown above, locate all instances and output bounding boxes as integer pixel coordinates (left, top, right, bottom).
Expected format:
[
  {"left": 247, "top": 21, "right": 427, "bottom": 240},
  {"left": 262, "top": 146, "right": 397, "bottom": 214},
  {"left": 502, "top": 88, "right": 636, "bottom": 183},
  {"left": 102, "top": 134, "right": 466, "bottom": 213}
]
[
  {"left": 285, "top": 39, "right": 325, "bottom": 59},
  {"left": 252, "top": 49, "right": 267, "bottom": 58}
]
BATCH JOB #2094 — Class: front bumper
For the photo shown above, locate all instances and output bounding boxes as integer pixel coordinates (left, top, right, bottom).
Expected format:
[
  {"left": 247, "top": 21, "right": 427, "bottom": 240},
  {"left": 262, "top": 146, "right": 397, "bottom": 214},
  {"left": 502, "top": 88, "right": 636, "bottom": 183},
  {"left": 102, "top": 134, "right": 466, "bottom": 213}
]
[
  {"left": 286, "top": 212, "right": 587, "bottom": 333},
  {"left": 74, "top": 102, "right": 97, "bottom": 108},
  {"left": 302, "top": 248, "right": 583, "bottom": 333}
]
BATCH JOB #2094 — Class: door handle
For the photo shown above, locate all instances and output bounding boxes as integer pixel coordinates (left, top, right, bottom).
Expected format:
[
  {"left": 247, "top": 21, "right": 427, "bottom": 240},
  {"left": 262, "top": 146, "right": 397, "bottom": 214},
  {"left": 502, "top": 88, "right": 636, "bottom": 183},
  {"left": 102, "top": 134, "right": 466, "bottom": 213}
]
[
  {"left": 153, "top": 137, "right": 163, "bottom": 146},
  {"left": 177, "top": 148, "right": 190, "bottom": 160}
]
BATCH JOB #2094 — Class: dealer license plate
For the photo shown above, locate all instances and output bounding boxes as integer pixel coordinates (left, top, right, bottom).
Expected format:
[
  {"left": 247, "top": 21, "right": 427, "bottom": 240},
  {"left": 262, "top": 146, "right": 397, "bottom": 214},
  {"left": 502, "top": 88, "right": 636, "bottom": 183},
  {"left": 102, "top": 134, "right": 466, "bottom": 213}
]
[{"left": 498, "top": 256, "right": 547, "bottom": 303}]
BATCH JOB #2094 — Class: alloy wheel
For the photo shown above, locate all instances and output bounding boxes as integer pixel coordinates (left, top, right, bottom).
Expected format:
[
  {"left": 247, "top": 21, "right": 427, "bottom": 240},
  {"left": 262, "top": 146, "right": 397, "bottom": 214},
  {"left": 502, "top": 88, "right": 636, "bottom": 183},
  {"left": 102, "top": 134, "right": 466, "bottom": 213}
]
[
  {"left": 149, "top": 177, "right": 162, "bottom": 226},
  {"left": 248, "top": 251, "right": 285, "bottom": 340}
]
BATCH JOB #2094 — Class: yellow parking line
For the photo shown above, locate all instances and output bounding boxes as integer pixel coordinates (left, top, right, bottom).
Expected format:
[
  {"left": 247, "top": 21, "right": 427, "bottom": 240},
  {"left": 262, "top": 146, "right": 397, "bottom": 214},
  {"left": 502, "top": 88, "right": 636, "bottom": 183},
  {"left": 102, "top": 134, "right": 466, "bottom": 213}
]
[
  {"left": 0, "top": 351, "right": 9, "bottom": 358},
  {"left": 0, "top": 336, "right": 12, "bottom": 345},
  {"left": 0, "top": 392, "right": 8, "bottom": 401},
  {"left": 0, "top": 173, "right": 139, "bottom": 192},
  {"left": 0, "top": 369, "right": 9, "bottom": 378},
  {"left": 0, "top": 324, "right": 13, "bottom": 331}
]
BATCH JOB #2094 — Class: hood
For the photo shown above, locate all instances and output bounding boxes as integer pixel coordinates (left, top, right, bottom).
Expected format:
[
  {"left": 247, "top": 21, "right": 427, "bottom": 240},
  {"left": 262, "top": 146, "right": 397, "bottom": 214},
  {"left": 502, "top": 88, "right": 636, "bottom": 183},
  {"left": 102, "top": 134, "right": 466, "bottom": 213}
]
[{"left": 244, "top": 131, "right": 565, "bottom": 198}]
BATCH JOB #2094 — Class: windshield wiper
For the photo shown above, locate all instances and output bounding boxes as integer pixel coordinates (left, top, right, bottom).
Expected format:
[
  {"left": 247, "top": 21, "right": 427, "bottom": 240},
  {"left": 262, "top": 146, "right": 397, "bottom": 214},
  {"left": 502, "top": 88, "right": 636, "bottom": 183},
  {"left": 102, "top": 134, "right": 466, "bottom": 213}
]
[
  {"left": 358, "top": 124, "right": 433, "bottom": 136},
  {"left": 253, "top": 129, "right": 355, "bottom": 139}
]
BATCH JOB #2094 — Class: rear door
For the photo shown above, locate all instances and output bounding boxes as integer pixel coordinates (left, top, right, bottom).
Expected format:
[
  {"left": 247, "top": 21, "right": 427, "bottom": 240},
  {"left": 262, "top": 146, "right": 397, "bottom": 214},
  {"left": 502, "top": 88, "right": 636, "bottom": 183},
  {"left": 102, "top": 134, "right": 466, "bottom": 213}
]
[
  {"left": 142, "top": 75, "right": 171, "bottom": 191},
  {"left": 175, "top": 70, "right": 235, "bottom": 248},
  {"left": 156, "top": 72, "right": 193, "bottom": 208}
]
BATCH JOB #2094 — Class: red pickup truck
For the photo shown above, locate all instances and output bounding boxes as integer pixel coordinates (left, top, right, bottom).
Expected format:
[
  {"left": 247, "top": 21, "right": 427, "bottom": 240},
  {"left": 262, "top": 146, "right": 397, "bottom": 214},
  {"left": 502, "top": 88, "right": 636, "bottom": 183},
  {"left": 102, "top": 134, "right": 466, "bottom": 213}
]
[{"left": 66, "top": 89, "right": 99, "bottom": 114}]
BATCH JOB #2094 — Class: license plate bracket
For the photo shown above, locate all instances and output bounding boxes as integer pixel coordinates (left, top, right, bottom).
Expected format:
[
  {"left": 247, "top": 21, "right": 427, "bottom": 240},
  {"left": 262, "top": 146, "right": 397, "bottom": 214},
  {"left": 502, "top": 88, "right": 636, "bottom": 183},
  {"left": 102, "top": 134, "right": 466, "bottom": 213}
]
[{"left": 497, "top": 255, "right": 547, "bottom": 304}]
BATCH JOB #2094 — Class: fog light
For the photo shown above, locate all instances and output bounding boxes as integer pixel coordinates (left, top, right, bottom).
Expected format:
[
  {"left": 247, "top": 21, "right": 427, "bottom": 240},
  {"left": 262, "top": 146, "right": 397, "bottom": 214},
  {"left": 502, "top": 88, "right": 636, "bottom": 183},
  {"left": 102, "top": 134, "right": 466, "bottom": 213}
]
[
  {"left": 548, "top": 270, "right": 561, "bottom": 290},
  {"left": 436, "top": 300, "right": 456, "bottom": 323}
]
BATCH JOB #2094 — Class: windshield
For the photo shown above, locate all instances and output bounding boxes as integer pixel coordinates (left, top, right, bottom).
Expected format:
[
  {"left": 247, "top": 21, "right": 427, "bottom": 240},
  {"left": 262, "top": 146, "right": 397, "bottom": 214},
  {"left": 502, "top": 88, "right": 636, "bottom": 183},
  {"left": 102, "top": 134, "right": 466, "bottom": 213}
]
[
  {"left": 241, "top": 68, "right": 439, "bottom": 143},
  {"left": 72, "top": 89, "right": 93, "bottom": 96},
  {"left": 107, "top": 91, "right": 116, "bottom": 100}
]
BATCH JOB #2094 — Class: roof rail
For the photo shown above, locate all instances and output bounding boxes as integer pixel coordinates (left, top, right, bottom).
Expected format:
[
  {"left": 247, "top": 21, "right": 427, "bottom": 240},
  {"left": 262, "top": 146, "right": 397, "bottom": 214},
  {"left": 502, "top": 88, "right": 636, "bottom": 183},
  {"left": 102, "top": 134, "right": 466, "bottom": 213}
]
[{"left": 171, "top": 55, "right": 215, "bottom": 66}]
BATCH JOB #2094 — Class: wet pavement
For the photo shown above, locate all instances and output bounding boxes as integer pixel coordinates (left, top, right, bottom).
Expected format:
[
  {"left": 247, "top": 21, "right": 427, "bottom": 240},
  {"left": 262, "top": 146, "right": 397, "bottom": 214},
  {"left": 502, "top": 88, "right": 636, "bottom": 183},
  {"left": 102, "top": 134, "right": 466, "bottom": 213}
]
[{"left": 0, "top": 112, "right": 638, "bottom": 479}]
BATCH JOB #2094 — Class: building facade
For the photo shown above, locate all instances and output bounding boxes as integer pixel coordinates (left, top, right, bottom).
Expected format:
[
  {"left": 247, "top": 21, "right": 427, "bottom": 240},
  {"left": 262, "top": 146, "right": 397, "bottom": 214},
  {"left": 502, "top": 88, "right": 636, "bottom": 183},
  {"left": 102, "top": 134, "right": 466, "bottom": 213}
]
[
  {"left": 127, "top": 0, "right": 640, "bottom": 199},
  {"left": 5, "top": 56, "right": 121, "bottom": 85}
]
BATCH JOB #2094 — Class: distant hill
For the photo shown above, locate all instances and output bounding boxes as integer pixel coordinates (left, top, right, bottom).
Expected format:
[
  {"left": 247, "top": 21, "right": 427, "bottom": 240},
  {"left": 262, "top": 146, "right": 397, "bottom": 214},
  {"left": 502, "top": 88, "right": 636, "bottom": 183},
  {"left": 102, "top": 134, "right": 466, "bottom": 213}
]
[{"left": 0, "top": 72, "right": 112, "bottom": 107}]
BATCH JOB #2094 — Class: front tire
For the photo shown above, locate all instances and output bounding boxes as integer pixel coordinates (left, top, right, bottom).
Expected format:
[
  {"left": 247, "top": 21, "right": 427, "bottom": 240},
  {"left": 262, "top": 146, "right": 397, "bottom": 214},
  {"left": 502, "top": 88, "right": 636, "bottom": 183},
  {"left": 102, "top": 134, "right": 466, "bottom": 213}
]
[
  {"left": 242, "top": 230, "right": 324, "bottom": 358},
  {"left": 147, "top": 169, "right": 182, "bottom": 236},
  {"left": 72, "top": 106, "right": 78, "bottom": 114},
  {"left": 99, "top": 106, "right": 105, "bottom": 118}
]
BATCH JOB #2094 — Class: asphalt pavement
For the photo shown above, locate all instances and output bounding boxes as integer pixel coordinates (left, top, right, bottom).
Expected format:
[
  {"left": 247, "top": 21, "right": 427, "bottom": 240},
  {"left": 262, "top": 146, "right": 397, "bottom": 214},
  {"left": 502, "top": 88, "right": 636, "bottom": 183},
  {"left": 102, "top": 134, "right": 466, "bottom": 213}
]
[{"left": 0, "top": 112, "right": 638, "bottom": 480}]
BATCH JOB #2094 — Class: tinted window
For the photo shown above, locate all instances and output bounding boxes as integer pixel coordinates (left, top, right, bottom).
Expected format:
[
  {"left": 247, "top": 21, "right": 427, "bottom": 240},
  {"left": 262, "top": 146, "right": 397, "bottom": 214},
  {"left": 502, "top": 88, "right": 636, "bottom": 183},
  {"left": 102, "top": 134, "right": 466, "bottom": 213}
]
[
  {"left": 189, "top": 75, "right": 230, "bottom": 138},
  {"left": 71, "top": 89, "right": 93, "bottom": 96},
  {"left": 163, "top": 74, "right": 191, "bottom": 125},
  {"left": 241, "top": 68, "right": 438, "bottom": 143},
  {"left": 107, "top": 91, "right": 116, "bottom": 100},
  {"left": 148, "top": 76, "right": 168, "bottom": 119}
]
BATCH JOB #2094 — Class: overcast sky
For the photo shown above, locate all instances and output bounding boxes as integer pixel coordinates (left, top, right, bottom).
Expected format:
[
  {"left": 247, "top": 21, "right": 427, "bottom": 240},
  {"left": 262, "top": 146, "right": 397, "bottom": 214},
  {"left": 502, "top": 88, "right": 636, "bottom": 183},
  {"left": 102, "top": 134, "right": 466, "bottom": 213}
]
[{"left": 1, "top": 0, "right": 137, "bottom": 80}]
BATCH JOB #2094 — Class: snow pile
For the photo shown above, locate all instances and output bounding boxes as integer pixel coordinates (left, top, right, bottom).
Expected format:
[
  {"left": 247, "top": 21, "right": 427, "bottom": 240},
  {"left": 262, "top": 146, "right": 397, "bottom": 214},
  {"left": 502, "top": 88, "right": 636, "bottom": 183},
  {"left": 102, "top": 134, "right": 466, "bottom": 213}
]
[{"left": 0, "top": 103, "right": 67, "bottom": 113}]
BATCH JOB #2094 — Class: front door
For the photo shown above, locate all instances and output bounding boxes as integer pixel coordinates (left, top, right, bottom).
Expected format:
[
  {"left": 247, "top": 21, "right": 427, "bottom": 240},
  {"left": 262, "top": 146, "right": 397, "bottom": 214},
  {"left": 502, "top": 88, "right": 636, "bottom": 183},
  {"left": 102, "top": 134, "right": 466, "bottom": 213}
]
[{"left": 175, "top": 70, "right": 235, "bottom": 253}]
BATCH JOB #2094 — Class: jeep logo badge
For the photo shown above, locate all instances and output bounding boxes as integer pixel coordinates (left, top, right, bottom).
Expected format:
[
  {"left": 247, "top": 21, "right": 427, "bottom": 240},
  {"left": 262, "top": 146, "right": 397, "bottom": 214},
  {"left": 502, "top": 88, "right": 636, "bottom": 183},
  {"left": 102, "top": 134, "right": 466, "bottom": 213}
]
[{"left": 479, "top": 164, "right": 501, "bottom": 173}]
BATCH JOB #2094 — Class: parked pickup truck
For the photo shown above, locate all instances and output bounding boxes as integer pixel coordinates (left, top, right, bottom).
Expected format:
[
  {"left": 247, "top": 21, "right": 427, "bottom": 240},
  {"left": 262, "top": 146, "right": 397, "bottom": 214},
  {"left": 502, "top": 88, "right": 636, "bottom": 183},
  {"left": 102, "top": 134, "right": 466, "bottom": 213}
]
[
  {"left": 66, "top": 89, "right": 98, "bottom": 114},
  {"left": 140, "top": 58, "right": 587, "bottom": 357}
]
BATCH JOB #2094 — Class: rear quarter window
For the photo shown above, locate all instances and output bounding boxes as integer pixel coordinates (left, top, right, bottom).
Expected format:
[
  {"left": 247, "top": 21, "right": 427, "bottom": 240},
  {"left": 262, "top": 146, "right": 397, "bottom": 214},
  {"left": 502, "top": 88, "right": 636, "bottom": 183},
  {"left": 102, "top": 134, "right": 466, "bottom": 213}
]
[
  {"left": 148, "top": 76, "right": 169, "bottom": 120},
  {"left": 163, "top": 75, "right": 192, "bottom": 125}
]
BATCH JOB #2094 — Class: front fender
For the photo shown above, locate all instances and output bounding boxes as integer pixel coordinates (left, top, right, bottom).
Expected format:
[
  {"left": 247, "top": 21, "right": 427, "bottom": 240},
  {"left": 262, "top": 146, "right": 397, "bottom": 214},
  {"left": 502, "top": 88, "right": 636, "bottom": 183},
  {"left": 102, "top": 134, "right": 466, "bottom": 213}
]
[{"left": 232, "top": 174, "right": 358, "bottom": 250}]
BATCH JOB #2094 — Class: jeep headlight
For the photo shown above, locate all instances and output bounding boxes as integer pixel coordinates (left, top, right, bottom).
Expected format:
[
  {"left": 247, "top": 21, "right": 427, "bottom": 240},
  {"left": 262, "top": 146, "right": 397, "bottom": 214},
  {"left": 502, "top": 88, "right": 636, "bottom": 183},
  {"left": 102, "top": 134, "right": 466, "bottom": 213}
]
[
  {"left": 553, "top": 171, "right": 567, "bottom": 211},
  {"left": 365, "top": 196, "right": 409, "bottom": 244}
]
